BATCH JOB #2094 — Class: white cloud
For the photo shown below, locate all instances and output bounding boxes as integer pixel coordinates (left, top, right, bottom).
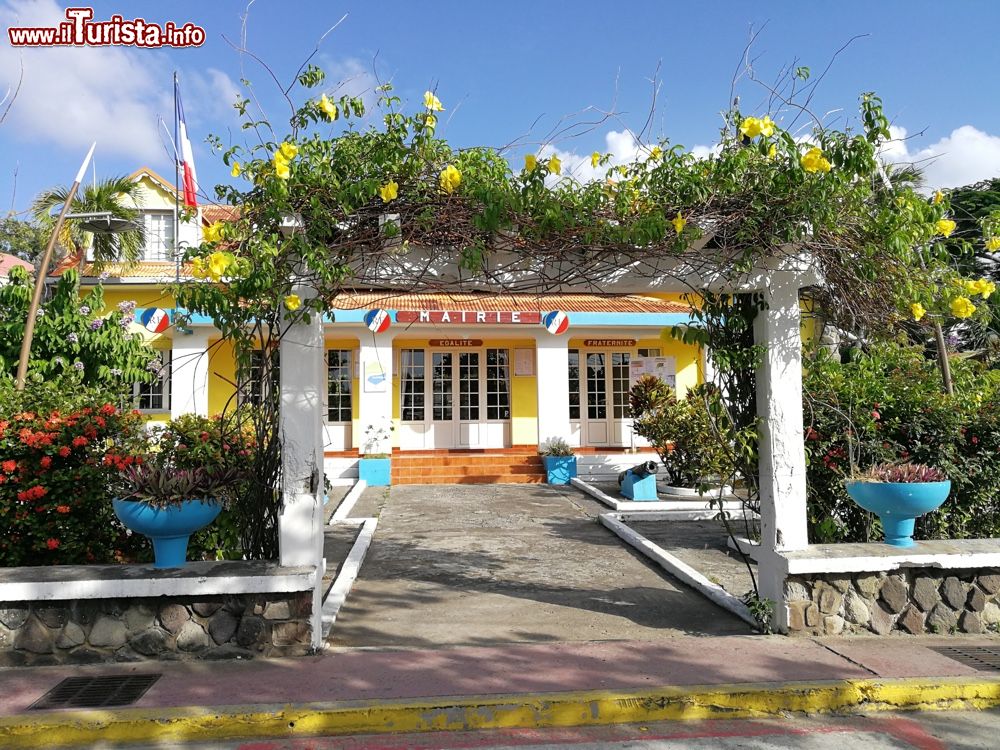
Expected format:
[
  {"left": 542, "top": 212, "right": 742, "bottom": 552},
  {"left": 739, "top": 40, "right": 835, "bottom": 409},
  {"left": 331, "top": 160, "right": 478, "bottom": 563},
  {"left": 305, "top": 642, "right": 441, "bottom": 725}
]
[
  {"left": 0, "top": 0, "right": 239, "bottom": 166},
  {"left": 880, "top": 124, "right": 1000, "bottom": 190}
]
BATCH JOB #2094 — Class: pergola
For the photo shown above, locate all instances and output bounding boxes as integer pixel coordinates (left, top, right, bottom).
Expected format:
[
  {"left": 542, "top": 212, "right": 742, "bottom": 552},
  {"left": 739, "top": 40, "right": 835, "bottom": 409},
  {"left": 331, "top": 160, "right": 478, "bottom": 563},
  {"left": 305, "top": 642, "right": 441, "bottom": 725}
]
[{"left": 275, "top": 245, "right": 820, "bottom": 644}]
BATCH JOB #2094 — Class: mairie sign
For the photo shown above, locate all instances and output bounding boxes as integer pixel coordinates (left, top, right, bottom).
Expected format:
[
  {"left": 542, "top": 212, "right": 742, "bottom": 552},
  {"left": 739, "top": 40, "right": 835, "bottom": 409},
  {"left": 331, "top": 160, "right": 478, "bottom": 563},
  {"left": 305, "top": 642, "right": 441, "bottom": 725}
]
[
  {"left": 396, "top": 310, "right": 542, "bottom": 324},
  {"left": 137, "top": 308, "right": 170, "bottom": 333}
]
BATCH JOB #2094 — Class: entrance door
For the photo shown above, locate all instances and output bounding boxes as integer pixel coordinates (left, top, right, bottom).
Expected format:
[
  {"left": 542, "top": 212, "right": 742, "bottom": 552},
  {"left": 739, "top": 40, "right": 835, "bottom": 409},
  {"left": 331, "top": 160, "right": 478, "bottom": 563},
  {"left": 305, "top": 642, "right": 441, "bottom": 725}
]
[
  {"left": 581, "top": 351, "right": 632, "bottom": 447},
  {"left": 399, "top": 348, "right": 511, "bottom": 450}
]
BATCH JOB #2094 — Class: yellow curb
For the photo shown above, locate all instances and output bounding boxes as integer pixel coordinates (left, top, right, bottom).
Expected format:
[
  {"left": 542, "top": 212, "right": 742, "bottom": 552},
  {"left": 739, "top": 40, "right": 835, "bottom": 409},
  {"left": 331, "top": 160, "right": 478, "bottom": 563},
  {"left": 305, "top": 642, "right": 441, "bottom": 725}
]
[{"left": 3, "top": 676, "right": 1000, "bottom": 748}]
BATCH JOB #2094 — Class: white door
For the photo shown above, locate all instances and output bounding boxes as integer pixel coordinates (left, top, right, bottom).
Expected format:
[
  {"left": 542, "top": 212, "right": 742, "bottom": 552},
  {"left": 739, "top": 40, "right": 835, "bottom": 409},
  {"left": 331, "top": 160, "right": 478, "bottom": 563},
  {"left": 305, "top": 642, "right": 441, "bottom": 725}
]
[{"left": 581, "top": 351, "right": 632, "bottom": 447}]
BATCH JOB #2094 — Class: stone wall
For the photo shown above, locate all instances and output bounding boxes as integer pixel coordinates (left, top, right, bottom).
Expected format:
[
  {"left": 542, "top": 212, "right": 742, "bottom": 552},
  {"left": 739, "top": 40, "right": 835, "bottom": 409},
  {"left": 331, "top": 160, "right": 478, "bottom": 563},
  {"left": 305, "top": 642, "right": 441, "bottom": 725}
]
[
  {"left": 785, "top": 568, "right": 1000, "bottom": 636},
  {"left": 0, "top": 591, "right": 313, "bottom": 666}
]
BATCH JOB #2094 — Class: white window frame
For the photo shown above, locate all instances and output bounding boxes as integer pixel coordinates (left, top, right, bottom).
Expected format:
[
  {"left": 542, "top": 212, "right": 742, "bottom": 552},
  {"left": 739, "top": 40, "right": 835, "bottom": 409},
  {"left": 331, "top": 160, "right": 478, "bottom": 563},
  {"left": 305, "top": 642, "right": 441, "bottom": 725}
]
[
  {"left": 326, "top": 349, "right": 353, "bottom": 423},
  {"left": 134, "top": 350, "right": 171, "bottom": 413},
  {"left": 140, "top": 211, "right": 176, "bottom": 262}
]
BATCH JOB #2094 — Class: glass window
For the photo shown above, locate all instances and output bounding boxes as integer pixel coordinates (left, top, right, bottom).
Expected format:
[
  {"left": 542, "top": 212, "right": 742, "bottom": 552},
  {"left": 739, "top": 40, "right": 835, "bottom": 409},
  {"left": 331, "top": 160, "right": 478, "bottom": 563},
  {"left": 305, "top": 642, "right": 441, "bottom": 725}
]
[
  {"left": 458, "top": 352, "right": 480, "bottom": 421},
  {"left": 637, "top": 348, "right": 661, "bottom": 358},
  {"left": 568, "top": 349, "right": 580, "bottom": 420},
  {"left": 611, "top": 352, "right": 631, "bottom": 419},
  {"left": 401, "top": 349, "right": 425, "bottom": 421},
  {"left": 432, "top": 352, "right": 454, "bottom": 421},
  {"left": 141, "top": 212, "right": 175, "bottom": 261},
  {"left": 242, "top": 349, "right": 279, "bottom": 408},
  {"left": 485, "top": 348, "right": 510, "bottom": 420},
  {"left": 134, "top": 350, "right": 171, "bottom": 412},
  {"left": 586, "top": 352, "right": 606, "bottom": 420},
  {"left": 326, "top": 350, "right": 352, "bottom": 422}
]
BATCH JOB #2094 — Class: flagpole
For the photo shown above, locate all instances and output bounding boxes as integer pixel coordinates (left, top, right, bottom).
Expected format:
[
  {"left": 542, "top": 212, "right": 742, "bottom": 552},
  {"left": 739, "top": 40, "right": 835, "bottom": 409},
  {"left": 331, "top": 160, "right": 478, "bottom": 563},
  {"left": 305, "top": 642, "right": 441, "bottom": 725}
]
[
  {"left": 173, "top": 71, "right": 181, "bottom": 283},
  {"left": 16, "top": 143, "right": 96, "bottom": 390}
]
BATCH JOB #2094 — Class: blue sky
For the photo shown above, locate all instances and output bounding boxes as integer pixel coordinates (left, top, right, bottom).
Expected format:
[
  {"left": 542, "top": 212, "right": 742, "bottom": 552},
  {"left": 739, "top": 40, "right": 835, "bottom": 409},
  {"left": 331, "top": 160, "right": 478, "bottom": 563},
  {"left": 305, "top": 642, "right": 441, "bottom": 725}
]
[{"left": 2, "top": 0, "right": 1000, "bottom": 214}]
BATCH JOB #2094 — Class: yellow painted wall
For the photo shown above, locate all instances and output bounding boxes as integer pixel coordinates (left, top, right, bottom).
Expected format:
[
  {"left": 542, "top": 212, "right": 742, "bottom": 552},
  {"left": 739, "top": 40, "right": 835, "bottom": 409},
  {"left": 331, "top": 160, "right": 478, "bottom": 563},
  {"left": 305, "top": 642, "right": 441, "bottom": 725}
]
[
  {"left": 207, "top": 337, "right": 237, "bottom": 416},
  {"left": 131, "top": 173, "right": 177, "bottom": 211}
]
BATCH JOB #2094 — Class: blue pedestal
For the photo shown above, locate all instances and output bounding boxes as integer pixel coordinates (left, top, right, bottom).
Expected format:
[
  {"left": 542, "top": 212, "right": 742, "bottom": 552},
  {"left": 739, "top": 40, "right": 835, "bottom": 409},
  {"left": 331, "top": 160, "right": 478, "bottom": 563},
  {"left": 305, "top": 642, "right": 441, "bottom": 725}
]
[
  {"left": 620, "top": 470, "right": 658, "bottom": 501},
  {"left": 359, "top": 457, "right": 392, "bottom": 486},
  {"left": 543, "top": 456, "right": 577, "bottom": 485}
]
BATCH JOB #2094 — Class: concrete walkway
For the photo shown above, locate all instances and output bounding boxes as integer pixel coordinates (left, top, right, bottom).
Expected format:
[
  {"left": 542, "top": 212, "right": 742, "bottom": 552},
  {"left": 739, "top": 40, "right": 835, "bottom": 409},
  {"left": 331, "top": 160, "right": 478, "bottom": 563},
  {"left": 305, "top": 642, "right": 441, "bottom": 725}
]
[{"left": 328, "top": 484, "right": 750, "bottom": 648}]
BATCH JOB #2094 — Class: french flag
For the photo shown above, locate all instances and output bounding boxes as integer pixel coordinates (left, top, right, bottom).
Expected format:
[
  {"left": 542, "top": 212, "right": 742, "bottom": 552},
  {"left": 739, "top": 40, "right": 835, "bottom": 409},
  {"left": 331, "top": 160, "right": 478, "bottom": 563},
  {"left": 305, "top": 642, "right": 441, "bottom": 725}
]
[{"left": 175, "top": 76, "right": 198, "bottom": 208}]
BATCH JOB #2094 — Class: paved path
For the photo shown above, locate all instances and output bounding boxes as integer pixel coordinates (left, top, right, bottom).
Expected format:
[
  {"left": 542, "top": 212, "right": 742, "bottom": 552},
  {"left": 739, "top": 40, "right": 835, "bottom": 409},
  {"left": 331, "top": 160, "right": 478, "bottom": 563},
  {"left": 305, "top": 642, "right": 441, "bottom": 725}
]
[{"left": 328, "top": 484, "right": 750, "bottom": 648}]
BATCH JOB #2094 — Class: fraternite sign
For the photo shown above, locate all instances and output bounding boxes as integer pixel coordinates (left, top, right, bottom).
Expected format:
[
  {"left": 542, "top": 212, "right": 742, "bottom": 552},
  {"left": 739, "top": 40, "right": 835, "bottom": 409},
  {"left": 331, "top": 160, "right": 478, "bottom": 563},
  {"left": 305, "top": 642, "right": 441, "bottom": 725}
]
[{"left": 396, "top": 311, "right": 542, "bottom": 324}]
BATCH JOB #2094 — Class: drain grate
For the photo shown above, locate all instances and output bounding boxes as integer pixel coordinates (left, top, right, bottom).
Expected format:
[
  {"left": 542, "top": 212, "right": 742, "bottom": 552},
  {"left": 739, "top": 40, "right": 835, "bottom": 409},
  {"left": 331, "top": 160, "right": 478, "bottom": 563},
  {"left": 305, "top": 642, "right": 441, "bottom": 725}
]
[
  {"left": 932, "top": 646, "right": 1000, "bottom": 672},
  {"left": 30, "top": 674, "right": 160, "bottom": 710}
]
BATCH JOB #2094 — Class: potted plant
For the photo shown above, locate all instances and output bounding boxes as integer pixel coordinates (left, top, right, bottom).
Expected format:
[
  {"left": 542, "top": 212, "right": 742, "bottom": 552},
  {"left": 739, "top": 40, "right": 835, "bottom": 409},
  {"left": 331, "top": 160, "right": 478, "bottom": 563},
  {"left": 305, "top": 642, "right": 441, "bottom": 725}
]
[
  {"left": 629, "top": 377, "right": 734, "bottom": 497},
  {"left": 540, "top": 437, "right": 577, "bottom": 485},
  {"left": 112, "top": 461, "right": 242, "bottom": 568},
  {"left": 844, "top": 462, "right": 951, "bottom": 547},
  {"left": 359, "top": 423, "right": 393, "bottom": 486}
]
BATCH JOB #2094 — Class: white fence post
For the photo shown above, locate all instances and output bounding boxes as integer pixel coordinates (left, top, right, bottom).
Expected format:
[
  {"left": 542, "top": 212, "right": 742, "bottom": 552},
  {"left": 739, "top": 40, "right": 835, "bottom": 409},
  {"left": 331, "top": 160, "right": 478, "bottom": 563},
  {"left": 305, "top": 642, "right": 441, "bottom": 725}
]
[
  {"left": 754, "top": 271, "right": 809, "bottom": 631},
  {"left": 278, "top": 289, "right": 326, "bottom": 650}
]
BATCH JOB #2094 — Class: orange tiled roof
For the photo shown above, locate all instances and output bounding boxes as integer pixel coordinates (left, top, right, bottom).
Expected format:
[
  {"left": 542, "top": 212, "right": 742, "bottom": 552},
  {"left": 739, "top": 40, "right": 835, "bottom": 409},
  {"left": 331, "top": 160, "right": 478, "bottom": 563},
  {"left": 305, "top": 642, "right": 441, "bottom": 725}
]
[
  {"left": 329, "top": 291, "right": 691, "bottom": 314},
  {"left": 202, "top": 205, "right": 240, "bottom": 223},
  {"left": 54, "top": 259, "right": 191, "bottom": 280}
]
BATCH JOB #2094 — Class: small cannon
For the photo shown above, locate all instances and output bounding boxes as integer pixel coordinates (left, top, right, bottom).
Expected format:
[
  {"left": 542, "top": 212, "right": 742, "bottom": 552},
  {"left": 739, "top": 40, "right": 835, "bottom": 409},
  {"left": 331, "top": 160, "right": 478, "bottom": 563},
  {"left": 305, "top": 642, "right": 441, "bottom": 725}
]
[{"left": 617, "top": 460, "right": 659, "bottom": 501}]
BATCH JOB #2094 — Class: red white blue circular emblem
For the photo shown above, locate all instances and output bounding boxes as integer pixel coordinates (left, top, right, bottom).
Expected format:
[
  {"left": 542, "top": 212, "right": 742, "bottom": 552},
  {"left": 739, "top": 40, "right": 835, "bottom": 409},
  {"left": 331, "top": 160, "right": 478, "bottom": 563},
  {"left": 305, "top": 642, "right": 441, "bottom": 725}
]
[
  {"left": 364, "top": 309, "right": 392, "bottom": 333},
  {"left": 543, "top": 310, "right": 570, "bottom": 335},
  {"left": 139, "top": 308, "right": 170, "bottom": 334}
]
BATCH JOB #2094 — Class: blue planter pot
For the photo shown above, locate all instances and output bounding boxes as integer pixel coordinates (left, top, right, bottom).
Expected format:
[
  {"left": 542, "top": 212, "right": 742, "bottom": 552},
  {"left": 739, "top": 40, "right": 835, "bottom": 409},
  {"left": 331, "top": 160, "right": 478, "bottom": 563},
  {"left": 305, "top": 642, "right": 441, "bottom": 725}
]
[
  {"left": 844, "top": 480, "right": 951, "bottom": 548},
  {"left": 359, "top": 457, "right": 391, "bottom": 486},
  {"left": 113, "top": 498, "right": 222, "bottom": 569},
  {"left": 543, "top": 455, "right": 577, "bottom": 485}
]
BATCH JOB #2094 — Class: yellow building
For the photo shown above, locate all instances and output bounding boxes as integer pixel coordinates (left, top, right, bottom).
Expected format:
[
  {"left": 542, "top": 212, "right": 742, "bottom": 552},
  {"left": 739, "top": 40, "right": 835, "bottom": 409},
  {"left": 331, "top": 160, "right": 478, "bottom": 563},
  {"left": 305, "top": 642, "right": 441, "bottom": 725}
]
[{"left": 63, "top": 168, "right": 707, "bottom": 483}]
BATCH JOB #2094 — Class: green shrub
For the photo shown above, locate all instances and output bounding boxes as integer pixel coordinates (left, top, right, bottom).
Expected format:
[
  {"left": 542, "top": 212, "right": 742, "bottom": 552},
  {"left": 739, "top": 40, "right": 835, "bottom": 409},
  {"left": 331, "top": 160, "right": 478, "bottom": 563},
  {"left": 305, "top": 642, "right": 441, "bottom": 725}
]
[
  {"left": 803, "top": 342, "right": 1000, "bottom": 542},
  {"left": 630, "top": 376, "right": 735, "bottom": 489},
  {"left": 0, "top": 377, "right": 147, "bottom": 566}
]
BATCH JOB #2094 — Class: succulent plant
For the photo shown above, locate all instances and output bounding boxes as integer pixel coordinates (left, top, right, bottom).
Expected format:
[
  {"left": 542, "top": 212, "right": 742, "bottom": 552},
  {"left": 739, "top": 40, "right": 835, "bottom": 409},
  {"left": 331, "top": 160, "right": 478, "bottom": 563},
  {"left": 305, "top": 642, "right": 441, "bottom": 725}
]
[
  {"left": 857, "top": 462, "right": 947, "bottom": 483},
  {"left": 540, "top": 437, "right": 574, "bottom": 457},
  {"left": 115, "top": 463, "right": 242, "bottom": 508}
]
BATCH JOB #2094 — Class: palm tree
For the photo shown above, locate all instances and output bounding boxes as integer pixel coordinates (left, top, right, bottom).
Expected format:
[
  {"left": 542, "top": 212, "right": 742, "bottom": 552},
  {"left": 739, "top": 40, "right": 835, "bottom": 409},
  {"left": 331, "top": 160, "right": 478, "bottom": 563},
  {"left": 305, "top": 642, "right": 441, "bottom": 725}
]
[{"left": 31, "top": 175, "right": 146, "bottom": 270}]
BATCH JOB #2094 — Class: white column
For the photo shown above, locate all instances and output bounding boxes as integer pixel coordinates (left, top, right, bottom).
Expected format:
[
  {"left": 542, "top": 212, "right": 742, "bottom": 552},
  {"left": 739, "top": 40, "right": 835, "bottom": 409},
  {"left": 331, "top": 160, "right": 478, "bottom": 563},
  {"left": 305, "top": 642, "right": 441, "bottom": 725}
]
[
  {"left": 278, "top": 287, "right": 326, "bottom": 650},
  {"left": 535, "top": 335, "right": 571, "bottom": 449},
  {"left": 754, "top": 272, "right": 809, "bottom": 631},
  {"left": 357, "top": 332, "right": 394, "bottom": 454},
  {"left": 169, "top": 329, "right": 211, "bottom": 418}
]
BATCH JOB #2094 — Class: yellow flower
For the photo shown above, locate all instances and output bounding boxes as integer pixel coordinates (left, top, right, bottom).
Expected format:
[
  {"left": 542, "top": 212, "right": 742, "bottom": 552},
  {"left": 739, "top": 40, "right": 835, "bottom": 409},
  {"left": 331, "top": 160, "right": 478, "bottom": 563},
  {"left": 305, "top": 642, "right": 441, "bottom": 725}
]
[
  {"left": 423, "top": 91, "right": 444, "bottom": 112},
  {"left": 935, "top": 218, "right": 957, "bottom": 237},
  {"left": 283, "top": 294, "right": 302, "bottom": 311},
  {"left": 910, "top": 302, "right": 926, "bottom": 322},
  {"left": 424, "top": 113, "right": 437, "bottom": 129},
  {"left": 950, "top": 296, "right": 976, "bottom": 319},
  {"left": 278, "top": 142, "right": 298, "bottom": 161},
  {"left": 758, "top": 115, "right": 776, "bottom": 138},
  {"left": 801, "top": 147, "right": 832, "bottom": 173},
  {"left": 547, "top": 155, "right": 562, "bottom": 175},
  {"left": 591, "top": 151, "right": 601, "bottom": 168},
  {"left": 767, "top": 144, "right": 777, "bottom": 160},
  {"left": 524, "top": 154, "right": 537, "bottom": 172},
  {"left": 439, "top": 164, "right": 461, "bottom": 194},
  {"left": 671, "top": 213, "right": 686, "bottom": 235},
  {"left": 274, "top": 158, "right": 290, "bottom": 180},
  {"left": 987, "top": 236, "right": 1000, "bottom": 252},
  {"left": 191, "top": 256, "right": 207, "bottom": 279},
  {"left": 933, "top": 189, "right": 944, "bottom": 205},
  {"left": 319, "top": 94, "right": 338, "bottom": 120},
  {"left": 649, "top": 146, "right": 663, "bottom": 161},
  {"left": 207, "top": 251, "right": 232, "bottom": 281},
  {"left": 967, "top": 278, "right": 997, "bottom": 299},
  {"left": 739, "top": 116, "right": 762, "bottom": 139},
  {"left": 230, "top": 161, "right": 241, "bottom": 178},
  {"left": 379, "top": 180, "right": 399, "bottom": 203},
  {"left": 202, "top": 222, "right": 224, "bottom": 244}
]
